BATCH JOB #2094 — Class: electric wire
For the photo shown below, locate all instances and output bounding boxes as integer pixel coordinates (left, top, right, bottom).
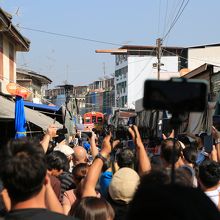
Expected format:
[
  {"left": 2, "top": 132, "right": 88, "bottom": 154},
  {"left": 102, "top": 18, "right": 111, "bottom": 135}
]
[
  {"left": 18, "top": 26, "right": 122, "bottom": 46},
  {"left": 163, "top": 0, "right": 190, "bottom": 40}
]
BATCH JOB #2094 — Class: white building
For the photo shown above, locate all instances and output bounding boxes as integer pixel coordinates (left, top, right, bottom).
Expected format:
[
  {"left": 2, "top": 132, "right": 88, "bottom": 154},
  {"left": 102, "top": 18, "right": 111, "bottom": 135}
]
[
  {"left": 97, "top": 45, "right": 187, "bottom": 109},
  {"left": 188, "top": 43, "right": 220, "bottom": 70}
]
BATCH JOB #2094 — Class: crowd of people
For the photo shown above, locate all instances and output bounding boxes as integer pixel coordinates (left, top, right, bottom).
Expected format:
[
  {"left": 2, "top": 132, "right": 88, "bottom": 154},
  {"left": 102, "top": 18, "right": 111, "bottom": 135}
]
[{"left": 0, "top": 123, "right": 220, "bottom": 220}]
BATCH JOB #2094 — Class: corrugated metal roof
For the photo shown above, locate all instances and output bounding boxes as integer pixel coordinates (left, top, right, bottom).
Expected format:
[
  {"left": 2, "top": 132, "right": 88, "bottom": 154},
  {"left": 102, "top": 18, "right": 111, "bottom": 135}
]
[
  {"left": 17, "top": 68, "right": 52, "bottom": 84},
  {"left": 0, "top": 95, "right": 62, "bottom": 130}
]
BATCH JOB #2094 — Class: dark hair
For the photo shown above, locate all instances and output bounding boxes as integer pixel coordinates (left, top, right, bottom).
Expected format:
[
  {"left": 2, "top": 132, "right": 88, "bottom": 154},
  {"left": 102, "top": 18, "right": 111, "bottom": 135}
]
[
  {"left": 72, "top": 163, "right": 89, "bottom": 185},
  {"left": 148, "top": 137, "right": 161, "bottom": 148},
  {"left": 46, "top": 151, "right": 69, "bottom": 172},
  {"left": 116, "top": 147, "right": 135, "bottom": 168},
  {"left": 183, "top": 147, "right": 197, "bottom": 165},
  {"left": 70, "top": 197, "right": 114, "bottom": 220},
  {"left": 198, "top": 160, "right": 220, "bottom": 188},
  {"left": 161, "top": 138, "right": 182, "bottom": 164},
  {"left": 177, "top": 135, "right": 191, "bottom": 147},
  {"left": 0, "top": 138, "right": 47, "bottom": 202},
  {"left": 128, "top": 184, "right": 220, "bottom": 220},
  {"left": 140, "top": 168, "right": 193, "bottom": 188}
]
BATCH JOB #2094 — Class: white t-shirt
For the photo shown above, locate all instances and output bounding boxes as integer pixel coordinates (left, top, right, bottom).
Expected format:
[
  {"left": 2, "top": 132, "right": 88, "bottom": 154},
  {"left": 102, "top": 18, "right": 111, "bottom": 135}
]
[{"left": 205, "top": 190, "right": 219, "bottom": 207}]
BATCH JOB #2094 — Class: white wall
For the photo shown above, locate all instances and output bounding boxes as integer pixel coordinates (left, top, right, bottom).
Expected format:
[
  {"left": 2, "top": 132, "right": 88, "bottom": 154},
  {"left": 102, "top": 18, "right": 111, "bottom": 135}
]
[
  {"left": 188, "top": 46, "right": 220, "bottom": 70},
  {"left": 127, "top": 56, "right": 179, "bottom": 108}
]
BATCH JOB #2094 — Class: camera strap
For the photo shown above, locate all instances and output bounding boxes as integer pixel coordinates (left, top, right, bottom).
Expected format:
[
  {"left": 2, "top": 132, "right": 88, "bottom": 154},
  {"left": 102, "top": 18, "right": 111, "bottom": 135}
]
[{"left": 110, "top": 138, "right": 116, "bottom": 174}]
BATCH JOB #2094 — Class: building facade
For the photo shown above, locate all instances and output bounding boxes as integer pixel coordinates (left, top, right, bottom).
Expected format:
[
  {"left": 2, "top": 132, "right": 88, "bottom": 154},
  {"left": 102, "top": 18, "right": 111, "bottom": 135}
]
[
  {"left": 188, "top": 44, "right": 220, "bottom": 71},
  {"left": 85, "top": 77, "right": 115, "bottom": 114},
  {"left": 45, "top": 84, "right": 89, "bottom": 115},
  {"left": 97, "top": 45, "right": 187, "bottom": 109},
  {"left": 16, "top": 68, "right": 52, "bottom": 103},
  {"left": 0, "top": 8, "right": 30, "bottom": 94}
]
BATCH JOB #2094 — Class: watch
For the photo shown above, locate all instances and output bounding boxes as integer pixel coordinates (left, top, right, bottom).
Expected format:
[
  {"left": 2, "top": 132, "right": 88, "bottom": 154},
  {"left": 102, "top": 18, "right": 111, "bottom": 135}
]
[{"left": 94, "top": 153, "right": 107, "bottom": 163}]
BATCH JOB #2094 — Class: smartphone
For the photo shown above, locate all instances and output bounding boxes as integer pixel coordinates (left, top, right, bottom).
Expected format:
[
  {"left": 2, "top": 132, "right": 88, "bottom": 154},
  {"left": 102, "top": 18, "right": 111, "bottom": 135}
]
[
  {"left": 143, "top": 78, "right": 208, "bottom": 113},
  {"left": 204, "top": 134, "right": 213, "bottom": 154},
  {"left": 81, "top": 131, "right": 92, "bottom": 138}
]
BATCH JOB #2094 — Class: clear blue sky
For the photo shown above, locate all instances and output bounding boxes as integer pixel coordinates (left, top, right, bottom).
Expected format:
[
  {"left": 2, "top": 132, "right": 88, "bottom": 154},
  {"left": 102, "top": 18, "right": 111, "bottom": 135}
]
[{"left": 1, "top": 0, "right": 220, "bottom": 87}]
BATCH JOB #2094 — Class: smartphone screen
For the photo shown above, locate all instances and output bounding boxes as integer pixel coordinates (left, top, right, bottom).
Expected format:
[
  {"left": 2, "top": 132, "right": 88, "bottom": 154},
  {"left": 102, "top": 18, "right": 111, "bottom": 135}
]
[{"left": 204, "top": 134, "right": 213, "bottom": 154}]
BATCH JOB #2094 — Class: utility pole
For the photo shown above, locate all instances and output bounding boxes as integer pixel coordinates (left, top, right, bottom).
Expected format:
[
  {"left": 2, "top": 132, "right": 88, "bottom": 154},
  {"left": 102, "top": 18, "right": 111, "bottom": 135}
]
[
  {"left": 156, "top": 38, "right": 163, "bottom": 80},
  {"left": 155, "top": 38, "right": 163, "bottom": 138}
]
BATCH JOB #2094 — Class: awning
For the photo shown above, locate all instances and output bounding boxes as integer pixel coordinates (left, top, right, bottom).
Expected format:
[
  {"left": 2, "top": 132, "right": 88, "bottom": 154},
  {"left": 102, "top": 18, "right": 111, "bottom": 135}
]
[
  {"left": 0, "top": 96, "right": 62, "bottom": 130},
  {"left": 23, "top": 101, "right": 60, "bottom": 112}
]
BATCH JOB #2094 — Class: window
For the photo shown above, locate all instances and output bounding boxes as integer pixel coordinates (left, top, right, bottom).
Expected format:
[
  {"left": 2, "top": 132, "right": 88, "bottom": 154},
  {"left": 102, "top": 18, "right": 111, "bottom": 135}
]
[
  {"left": 97, "top": 117, "right": 103, "bottom": 123},
  {"left": 92, "top": 116, "right": 96, "bottom": 123},
  {"left": 85, "top": 117, "right": 90, "bottom": 123}
]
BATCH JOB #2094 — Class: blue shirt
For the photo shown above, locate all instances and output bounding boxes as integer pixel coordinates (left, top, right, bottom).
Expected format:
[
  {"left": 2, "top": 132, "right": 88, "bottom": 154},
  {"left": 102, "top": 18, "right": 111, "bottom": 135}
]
[{"left": 99, "top": 171, "right": 113, "bottom": 198}]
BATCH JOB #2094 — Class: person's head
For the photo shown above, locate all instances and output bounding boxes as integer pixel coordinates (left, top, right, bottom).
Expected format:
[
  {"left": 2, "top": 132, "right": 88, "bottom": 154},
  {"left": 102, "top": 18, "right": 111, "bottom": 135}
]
[
  {"left": 53, "top": 144, "right": 74, "bottom": 172},
  {"left": 140, "top": 168, "right": 193, "bottom": 188},
  {"left": 177, "top": 135, "right": 191, "bottom": 148},
  {"left": 182, "top": 147, "right": 197, "bottom": 165},
  {"left": 108, "top": 168, "right": 140, "bottom": 204},
  {"left": 196, "top": 132, "right": 207, "bottom": 149},
  {"left": 70, "top": 197, "right": 114, "bottom": 220},
  {"left": 160, "top": 138, "right": 182, "bottom": 167},
  {"left": 198, "top": 160, "right": 220, "bottom": 190},
  {"left": 72, "top": 146, "right": 88, "bottom": 165},
  {"left": 72, "top": 163, "right": 89, "bottom": 185},
  {"left": 0, "top": 138, "right": 47, "bottom": 203},
  {"left": 128, "top": 184, "right": 220, "bottom": 220},
  {"left": 46, "top": 151, "right": 69, "bottom": 176},
  {"left": 116, "top": 147, "right": 135, "bottom": 169}
]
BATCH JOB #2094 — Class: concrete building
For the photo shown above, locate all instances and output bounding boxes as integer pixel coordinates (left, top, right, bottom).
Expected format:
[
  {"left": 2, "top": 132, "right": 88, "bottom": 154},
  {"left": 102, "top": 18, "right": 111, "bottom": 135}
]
[
  {"left": 96, "top": 45, "right": 187, "bottom": 109},
  {"left": 0, "top": 8, "right": 30, "bottom": 94},
  {"left": 188, "top": 43, "right": 220, "bottom": 71},
  {"left": 85, "top": 77, "right": 115, "bottom": 114},
  {"left": 74, "top": 86, "right": 89, "bottom": 115},
  {"left": 45, "top": 84, "right": 89, "bottom": 115},
  {"left": 16, "top": 68, "right": 52, "bottom": 103}
]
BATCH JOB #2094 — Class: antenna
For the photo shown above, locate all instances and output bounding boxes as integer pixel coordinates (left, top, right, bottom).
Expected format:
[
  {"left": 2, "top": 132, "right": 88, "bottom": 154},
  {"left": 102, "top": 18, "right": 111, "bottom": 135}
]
[
  {"left": 14, "top": 7, "right": 20, "bottom": 16},
  {"left": 103, "top": 62, "right": 106, "bottom": 76}
]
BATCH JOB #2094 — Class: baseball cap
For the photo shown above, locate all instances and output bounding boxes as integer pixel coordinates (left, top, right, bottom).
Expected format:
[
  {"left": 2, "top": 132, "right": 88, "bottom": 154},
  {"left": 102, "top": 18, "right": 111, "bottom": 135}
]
[
  {"left": 54, "top": 144, "right": 74, "bottom": 157},
  {"left": 109, "top": 167, "right": 140, "bottom": 204}
]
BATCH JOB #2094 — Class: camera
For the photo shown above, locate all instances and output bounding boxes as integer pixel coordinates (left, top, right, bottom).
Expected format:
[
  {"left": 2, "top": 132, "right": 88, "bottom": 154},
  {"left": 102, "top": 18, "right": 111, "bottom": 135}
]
[{"left": 103, "top": 124, "right": 133, "bottom": 142}]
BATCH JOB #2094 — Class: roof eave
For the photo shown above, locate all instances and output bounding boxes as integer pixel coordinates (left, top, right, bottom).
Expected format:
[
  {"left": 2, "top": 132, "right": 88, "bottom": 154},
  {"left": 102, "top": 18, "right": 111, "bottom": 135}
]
[{"left": 0, "top": 8, "right": 30, "bottom": 51}]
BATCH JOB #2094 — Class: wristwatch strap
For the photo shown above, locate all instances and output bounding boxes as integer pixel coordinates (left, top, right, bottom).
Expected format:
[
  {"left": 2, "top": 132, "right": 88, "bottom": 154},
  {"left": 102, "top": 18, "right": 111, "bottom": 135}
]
[{"left": 94, "top": 153, "right": 107, "bottom": 163}]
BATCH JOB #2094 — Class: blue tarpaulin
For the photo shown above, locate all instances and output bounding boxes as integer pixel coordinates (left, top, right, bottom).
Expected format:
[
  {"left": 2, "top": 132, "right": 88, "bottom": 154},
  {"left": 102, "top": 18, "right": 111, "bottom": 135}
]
[{"left": 15, "top": 96, "right": 26, "bottom": 139}]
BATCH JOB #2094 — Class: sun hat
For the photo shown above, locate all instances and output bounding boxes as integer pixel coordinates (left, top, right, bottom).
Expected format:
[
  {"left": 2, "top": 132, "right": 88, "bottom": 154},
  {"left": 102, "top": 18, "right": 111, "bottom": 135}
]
[{"left": 109, "top": 167, "right": 140, "bottom": 204}]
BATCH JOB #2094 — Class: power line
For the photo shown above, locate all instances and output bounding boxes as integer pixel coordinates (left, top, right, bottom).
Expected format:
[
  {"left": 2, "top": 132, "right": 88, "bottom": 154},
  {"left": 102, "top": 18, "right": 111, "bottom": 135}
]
[
  {"left": 18, "top": 26, "right": 122, "bottom": 46},
  {"left": 163, "top": 0, "right": 190, "bottom": 40},
  {"left": 157, "top": 0, "right": 162, "bottom": 37},
  {"left": 163, "top": 0, "right": 186, "bottom": 39},
  {"left": 162, "top": 0, "right": 169, "bottom": 37}
]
